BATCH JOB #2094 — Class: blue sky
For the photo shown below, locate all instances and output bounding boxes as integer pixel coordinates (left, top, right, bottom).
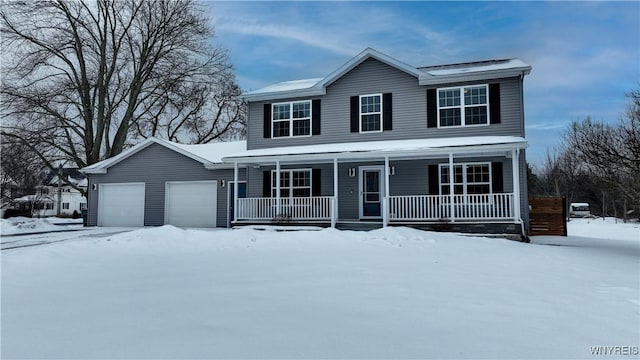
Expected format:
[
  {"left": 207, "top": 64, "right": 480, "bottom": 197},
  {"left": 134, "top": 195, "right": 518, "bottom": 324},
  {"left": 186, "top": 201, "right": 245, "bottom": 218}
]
[{"left": 207, "top": 1, "right": 639, "bottom": 167}]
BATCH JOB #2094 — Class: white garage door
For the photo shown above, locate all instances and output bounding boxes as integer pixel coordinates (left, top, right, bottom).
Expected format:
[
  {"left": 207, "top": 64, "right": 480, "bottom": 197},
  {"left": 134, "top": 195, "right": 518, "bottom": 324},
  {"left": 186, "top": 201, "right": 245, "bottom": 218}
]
[
  {"left": 165, "top": 181, "right": 217, "bottom": 228},
  {"left": 98, "top": 183, "right": 145, "bottom": 226}
]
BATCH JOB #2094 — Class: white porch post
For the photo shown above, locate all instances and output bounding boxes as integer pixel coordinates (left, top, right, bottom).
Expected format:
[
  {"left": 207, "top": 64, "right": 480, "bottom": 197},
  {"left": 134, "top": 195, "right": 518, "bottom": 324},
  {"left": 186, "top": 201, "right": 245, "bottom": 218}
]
[
  {"left": 449, "top": 153, "right": 455, "bottom": 222},
  {"left": 332, "top": 158, "right": 338, "bottom": 228},
  {"left": 512, "top": 148, "right": 521, "bottom": 222},
  {"left": 383, "top": 156, "right": 390, "bottom": 227},
  {"left": 275, "top": 160, "right": 281, "bottom": 215},
  {"left": 233, "top": 162, "right": 238, "bottom": 224}
]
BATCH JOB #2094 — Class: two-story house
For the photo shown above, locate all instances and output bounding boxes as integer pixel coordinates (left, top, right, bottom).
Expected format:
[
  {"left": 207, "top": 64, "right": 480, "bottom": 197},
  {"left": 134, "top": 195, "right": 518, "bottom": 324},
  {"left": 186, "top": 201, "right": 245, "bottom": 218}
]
[
  {"left": 82, "top": 48, "right": 531, "bottom": 237},
  {"left": 11, "top": 168, "right": 87, "bottom": 217}
]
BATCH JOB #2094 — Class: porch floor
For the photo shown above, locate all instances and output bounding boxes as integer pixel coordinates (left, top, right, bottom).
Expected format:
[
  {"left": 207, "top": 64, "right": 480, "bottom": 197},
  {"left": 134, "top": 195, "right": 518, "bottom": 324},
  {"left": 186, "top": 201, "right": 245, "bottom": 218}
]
[{"left": 232, "top": 219, "right": 523, "bottom": 236}]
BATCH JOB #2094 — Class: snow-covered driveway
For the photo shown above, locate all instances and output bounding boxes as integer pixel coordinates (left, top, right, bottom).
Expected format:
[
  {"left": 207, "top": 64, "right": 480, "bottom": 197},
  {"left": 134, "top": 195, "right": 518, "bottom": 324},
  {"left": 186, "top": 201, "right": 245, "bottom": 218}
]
[{"left": 1, "top": 219, "right": 638, "bottom": 358}]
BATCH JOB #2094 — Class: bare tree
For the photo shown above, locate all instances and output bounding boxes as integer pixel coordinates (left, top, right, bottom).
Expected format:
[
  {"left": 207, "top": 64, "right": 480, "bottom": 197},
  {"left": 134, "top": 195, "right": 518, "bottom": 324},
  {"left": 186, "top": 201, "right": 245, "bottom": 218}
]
[
  {"left": 563, "top": 88, "right": 640, "bottom": 219},
  {"left": 1, "top": 0, "right": 245, "bottom": 193},
  {"left": 0, "top": 135, "right": 46, "bottom": 202}
]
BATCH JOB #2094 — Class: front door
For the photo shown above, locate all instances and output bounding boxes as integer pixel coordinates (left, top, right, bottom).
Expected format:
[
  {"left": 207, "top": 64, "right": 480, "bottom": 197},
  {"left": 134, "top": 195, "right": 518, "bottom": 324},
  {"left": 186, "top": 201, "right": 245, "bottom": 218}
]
[
  {"left": 359, "top": 166, "right": 384, "bottom": 219},
  {"left": 228, "top": 182, "right": 247, "bottom": 226}
]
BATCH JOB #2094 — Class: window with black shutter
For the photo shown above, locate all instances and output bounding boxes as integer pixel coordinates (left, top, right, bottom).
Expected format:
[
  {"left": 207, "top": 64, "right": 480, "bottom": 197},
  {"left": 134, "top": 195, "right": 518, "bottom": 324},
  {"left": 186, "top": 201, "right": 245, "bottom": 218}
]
[{"left": 350, "top": 93, "right": 392, "bottom": 132}]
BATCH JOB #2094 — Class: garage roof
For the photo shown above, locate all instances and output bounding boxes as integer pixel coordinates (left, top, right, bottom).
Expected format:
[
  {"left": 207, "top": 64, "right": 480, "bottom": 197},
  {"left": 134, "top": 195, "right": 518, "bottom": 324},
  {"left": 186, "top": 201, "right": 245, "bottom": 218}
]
[{"left": 81, "top": 137, "right": 247, "bottom": 174}]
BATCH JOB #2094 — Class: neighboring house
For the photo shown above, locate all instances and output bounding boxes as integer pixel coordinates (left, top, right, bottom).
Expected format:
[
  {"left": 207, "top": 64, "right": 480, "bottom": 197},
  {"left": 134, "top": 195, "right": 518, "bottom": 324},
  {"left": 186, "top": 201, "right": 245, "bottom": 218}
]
[
  {"left": 10, "top": 168, "right": 87, "bottom": 217},
  {"left": 83, "top": 48, "right": 532, "bottom": 236}
]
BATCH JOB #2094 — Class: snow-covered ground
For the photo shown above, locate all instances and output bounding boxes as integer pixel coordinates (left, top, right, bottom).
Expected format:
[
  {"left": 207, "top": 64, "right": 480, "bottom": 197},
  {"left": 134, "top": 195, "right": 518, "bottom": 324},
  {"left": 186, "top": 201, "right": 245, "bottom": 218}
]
[
  {"left": 1, "top": 220, "right": 638, "bottom": 358},
  {"left": 0, "top": 217, "right": 83, "bottom": 236}
]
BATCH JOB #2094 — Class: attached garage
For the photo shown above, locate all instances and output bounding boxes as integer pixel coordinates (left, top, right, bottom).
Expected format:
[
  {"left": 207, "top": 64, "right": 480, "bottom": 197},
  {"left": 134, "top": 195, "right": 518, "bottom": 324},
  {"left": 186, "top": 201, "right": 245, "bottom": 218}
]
[
  {"left": 98, "top": 183, "right": 145, "bottom": 226},
  {"left": 165, "top": 181, "right": 217, "bottom": 228},
  {"left": 82, "top": 137, "right": 247, "bottom": 228}
]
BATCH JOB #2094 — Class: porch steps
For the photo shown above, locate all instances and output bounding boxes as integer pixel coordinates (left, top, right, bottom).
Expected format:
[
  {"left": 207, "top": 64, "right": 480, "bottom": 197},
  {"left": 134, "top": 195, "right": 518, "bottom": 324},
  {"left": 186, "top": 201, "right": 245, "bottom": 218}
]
[{"left": 336, "top": 221, "right": 383, "bottom": 231}]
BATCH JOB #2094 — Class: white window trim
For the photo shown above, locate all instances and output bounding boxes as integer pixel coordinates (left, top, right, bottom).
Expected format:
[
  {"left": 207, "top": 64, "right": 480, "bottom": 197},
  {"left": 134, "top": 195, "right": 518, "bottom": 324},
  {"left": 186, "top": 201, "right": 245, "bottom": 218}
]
[
  {"left": 270, "top": 168, "right": 313, "bottom": 198},
  {"left": 438, "top": 162, "right": 492, "bottom": 196},
  {"left": 436, "top": 84, "right": 490, "bottom": 128},
  {"left": 271, "top": 100, "right": 313, "bottom": 138},
  {"left": 359, "top": 93, "right": 383, "bottom": 133}
]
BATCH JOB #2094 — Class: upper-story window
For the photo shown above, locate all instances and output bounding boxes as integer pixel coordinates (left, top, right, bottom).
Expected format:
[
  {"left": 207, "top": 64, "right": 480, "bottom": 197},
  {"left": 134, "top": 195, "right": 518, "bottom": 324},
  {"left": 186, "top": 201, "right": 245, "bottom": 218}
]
[
  {"left": 272, "top": 101, "right": 311, "bottom": 138},
  {"left": 360, "top": 94, "right": 382, "bottom": 133},
  {"left": 438, "top": 85, "right": 488, "bottom": 127}
]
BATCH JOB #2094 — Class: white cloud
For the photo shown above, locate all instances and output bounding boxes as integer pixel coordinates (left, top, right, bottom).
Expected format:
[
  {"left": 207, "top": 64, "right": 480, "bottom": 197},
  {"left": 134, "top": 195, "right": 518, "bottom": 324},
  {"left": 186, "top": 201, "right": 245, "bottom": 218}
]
[{"left": 209, "top": 2, "right": 455, "bottom": 62}]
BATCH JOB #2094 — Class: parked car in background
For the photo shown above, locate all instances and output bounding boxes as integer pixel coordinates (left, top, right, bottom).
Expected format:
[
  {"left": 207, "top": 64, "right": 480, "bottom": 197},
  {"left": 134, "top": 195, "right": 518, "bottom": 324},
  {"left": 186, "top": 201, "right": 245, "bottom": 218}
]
[{"left": 570, "top": 203, "right": 591, "bottom": 218}]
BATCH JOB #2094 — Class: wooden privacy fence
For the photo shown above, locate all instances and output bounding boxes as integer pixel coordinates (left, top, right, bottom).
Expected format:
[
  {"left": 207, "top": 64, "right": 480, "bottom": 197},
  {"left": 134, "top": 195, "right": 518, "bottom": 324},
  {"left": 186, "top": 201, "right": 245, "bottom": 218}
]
[{"left": 529, "top": 197, "right": 567, "bottom": 236}]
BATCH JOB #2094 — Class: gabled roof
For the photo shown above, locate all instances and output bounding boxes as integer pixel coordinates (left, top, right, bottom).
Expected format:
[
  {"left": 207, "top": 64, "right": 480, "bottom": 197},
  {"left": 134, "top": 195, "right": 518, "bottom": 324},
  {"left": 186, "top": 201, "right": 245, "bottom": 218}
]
[
  {"left": 242, "top": 48, "right": 423, "bottom": 102},
  {"left": 317, "top": 47, "right": 424, "bottom": 88},
  {"left": 43, "top": 168, "right": 86, "bottom": 187},
  {"left": 241, "top": 48, "right": 531, "bottom": 102},
  {"left": 81, "top": 137, "right": 247, "bottom": 174}
]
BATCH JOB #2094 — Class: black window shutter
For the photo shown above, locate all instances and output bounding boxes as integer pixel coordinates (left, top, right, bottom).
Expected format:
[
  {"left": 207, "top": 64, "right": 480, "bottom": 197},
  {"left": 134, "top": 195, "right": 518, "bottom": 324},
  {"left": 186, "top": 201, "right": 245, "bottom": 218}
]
[
  {"left": 312, "top": 169, "right": 321, "bottom": 196},
  {"left": 489, "top": 83, "right": 501, "bottom": 124},
  {"left": 427, "top": 89, "right": 437, "bottom": 128},
  {"left": 382, "top": 93, "right": 392, "bottom": 131},
  {"left": 428, "top": 164, "right": 439, "bottom": 194},
  {"left": 312, "top": 99, "right": 321, "bottom": 135},
  {"left": 263, "top": 104, "right": 272, "bottom": 138},
  {"left": 492, "top": 162, "right": 504, "bottom": 193},
  {"left": 350, "top": 96, "right": 359, "bottom": 132},
  {"left": 263, "top": 171, "right": 271, "bottom": 197}
]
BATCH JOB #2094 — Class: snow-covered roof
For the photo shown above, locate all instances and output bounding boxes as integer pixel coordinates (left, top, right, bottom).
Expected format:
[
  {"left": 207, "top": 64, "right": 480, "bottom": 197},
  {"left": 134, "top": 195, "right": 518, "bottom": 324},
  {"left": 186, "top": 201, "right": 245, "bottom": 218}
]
[
  {"left": 242, "top": 48, "right": 531, "bottom": 102},
  {"left": 223, "top": 136, "right": 527, "bottom": 163},
  {"left": 418, "top": 58, "right": 531, "bottom": 85},
  {"left": 14, "top": 194, "right": 54, "bottom": 203},
  {"left": 82, "top": 138, "right": 247, "bottom": 174},
  {"left": 571, "top": 203, "right": 590, "bottom": 207},
  {"left": 166, "top": 140, "right": 247, "bottom": 165},
  {"left": 243, "top": 78, "right": 322, "bottom": 97}
]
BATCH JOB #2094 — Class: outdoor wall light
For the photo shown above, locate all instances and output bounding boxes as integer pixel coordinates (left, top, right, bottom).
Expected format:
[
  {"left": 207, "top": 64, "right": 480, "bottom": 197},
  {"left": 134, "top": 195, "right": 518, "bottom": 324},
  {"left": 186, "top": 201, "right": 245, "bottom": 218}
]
[
  {"left": 92, "top": 184, "right": 97, "bottom": 190},
  {"left": 389, "top": 166, "right": 395, "bottom": 176},
  {"left": 220, "top": 180, "right": 226, "bottom": 188},
  {"left": 348, "top": 168, "right": 356, "bottom": 177}
]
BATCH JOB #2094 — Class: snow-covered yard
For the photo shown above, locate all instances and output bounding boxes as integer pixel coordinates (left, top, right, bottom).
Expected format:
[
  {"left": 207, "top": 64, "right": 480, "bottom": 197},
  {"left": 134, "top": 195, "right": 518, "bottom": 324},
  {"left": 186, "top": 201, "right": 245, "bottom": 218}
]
[
  {"left": 0, "top": 217, "right": 82, "bottom": 236},
  {"left": 1, "top": 219, "right": 638, "bottom": 358}
]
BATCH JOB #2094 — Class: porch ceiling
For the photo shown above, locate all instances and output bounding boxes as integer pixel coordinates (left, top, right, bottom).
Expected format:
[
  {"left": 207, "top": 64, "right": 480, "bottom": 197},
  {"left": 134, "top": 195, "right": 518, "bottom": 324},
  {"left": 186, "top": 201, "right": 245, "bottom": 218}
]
[{"left": 222, "top": 136, "right": 527, "bottom": 165}]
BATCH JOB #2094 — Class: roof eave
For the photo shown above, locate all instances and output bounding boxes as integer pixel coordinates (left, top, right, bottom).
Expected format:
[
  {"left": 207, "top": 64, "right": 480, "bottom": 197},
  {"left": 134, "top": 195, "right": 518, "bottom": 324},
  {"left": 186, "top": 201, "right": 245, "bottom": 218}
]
[
  {"left": 419, "top": 67, "right": 532, "bottom": 86},
  {"left": 80, "top": 168, "right": 107, "bottom": 174},
  {"left": 222, "top": 141, "right": 528, "bottom": 164},
  {"left": 203, "top": 163, "right": 249, "bottom": 170},
  {"left": 241, "top": 87, "right": 326, "bottom": 102}
]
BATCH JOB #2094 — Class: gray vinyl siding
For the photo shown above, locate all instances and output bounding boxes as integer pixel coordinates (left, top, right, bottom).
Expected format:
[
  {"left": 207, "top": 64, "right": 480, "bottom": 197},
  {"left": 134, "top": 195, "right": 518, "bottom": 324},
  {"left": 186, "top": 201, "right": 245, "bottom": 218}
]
[
  {"left": 245, "top": 157, "right": 524, "bottom": 222},
  {"left": 247, "top": 58, "right": 524, "bottom": 150},
  {"left": 87, "top": 143, "right": 246, "bottom": 227}
]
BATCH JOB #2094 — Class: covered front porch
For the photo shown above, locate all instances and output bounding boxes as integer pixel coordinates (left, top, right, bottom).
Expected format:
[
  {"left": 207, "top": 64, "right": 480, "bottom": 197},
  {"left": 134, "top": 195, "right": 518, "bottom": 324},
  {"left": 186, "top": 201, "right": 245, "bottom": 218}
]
[{"left": 224, "top": 137, "right": 527, "bottom": 233}]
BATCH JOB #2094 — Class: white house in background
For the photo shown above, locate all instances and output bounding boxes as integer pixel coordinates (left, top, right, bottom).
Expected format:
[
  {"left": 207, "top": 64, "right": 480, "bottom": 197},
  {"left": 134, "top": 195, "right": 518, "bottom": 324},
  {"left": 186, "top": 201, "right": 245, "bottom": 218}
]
[{"left": 13, "top": 168, "right": 87, "bottom": 217}]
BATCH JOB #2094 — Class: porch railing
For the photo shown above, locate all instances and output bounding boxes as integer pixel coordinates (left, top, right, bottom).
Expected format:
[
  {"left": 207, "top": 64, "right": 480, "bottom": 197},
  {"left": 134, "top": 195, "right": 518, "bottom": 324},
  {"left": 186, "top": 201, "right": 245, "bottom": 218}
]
[
  {"left": 237, "top": 193, "right": 514, "bottom": 223},
  {"left": 237, "top": 196, "right": 334, "bottom": 221},
  {"left": 388, "top": 193, "right": 514, "bottom": 221}
]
